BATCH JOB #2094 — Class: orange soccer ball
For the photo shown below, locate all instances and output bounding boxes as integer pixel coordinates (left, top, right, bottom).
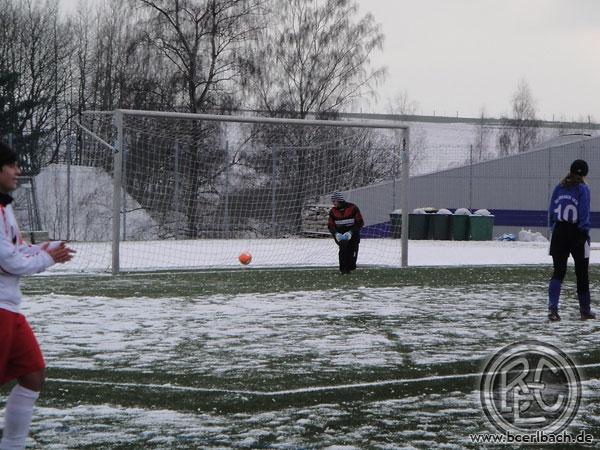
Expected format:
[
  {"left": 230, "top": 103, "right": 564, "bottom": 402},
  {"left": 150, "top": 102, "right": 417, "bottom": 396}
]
[{"left": 238, "top": 252, "right": 252, "bottom": 265}]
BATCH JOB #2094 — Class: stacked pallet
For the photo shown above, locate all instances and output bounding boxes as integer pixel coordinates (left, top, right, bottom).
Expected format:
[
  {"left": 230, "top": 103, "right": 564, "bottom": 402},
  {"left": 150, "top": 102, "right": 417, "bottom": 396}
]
[{"left": 300, "top": 204, "right": 331, "bottom": 237}]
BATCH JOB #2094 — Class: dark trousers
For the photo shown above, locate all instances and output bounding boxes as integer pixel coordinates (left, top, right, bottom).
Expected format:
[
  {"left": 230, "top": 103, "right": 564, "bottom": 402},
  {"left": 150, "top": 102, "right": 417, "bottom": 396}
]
[
  {"left": 338, "top": 239, "right": 359, "bottom": 273},
  {"left": 551, "top": 254, "right": 589, "bottom": 294},
  {"left": 550, "top": 222, "right": 589, "bottom": 294}
]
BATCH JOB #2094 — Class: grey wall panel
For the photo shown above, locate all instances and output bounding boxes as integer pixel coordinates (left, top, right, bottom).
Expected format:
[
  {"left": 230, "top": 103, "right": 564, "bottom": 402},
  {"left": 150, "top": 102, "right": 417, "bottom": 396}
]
[{"left": 320, "top": 135, "right": 600, "bottom": 228}]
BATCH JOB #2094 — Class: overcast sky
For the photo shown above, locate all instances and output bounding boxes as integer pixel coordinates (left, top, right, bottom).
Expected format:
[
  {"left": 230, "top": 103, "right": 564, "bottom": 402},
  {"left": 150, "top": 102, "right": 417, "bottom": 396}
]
[
  {"left": 359, "top": 0, "right": 600, "bottom": 120},
  {"left": 59, "top": 0, "right": 599, "bottom": 121}
]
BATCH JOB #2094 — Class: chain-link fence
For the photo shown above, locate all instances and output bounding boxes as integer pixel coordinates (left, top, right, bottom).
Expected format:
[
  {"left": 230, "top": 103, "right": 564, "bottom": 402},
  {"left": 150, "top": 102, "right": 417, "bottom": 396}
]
[{"left": 4, "top": 115, "right": 600, "bottom": 272}]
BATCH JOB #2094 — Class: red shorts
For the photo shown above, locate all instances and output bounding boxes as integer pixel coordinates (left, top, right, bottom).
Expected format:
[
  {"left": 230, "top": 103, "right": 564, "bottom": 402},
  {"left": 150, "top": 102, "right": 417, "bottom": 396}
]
[{"left": 0, "top": 309, "right": 45, "bottom": 385}]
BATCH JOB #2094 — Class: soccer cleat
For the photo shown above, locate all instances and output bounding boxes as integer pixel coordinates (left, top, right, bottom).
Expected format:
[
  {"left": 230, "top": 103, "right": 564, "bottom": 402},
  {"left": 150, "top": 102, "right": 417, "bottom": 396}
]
[
  {"left": 581, "top": 311, "right": 596, "bottom": 321},
  {"left": 548, "top": 310, "right": 561, "bottom": 322},
  {"left": 578, "top": 292, "right": 593, "bottom": 319}
]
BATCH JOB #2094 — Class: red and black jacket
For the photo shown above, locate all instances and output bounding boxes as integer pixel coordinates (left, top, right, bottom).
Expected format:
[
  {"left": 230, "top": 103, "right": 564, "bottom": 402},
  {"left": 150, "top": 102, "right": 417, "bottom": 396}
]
[{"left": 328, "top": 202, "right": 364, "bottom": 239}]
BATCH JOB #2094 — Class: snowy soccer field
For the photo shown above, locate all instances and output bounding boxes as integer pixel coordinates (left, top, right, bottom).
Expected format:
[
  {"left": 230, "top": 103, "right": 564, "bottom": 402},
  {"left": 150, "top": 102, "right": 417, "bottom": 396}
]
[
  {"left": 43, "top": 239, "right": 600, "bottom": 273},
  {"left": 3, "top": 262, "right": 600, "bottom": 448}
]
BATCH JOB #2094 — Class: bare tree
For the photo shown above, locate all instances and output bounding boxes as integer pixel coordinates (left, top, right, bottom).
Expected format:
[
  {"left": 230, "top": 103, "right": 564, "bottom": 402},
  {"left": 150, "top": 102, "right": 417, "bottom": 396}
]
[
  {"left": 84, "top": 0, "right": 139, "bottom": 111},
  {"left": 131, "top": 0, "right": 265, "bottom": 236},
  {"left": 387, "top": 90, "right": 426, "bottom": 173},
  {"left": 511, "top": 79, "right": 539, "bottom": 152},
  {"left": 498, "top": 79, "right": 540, "bottom": 154},
  {"left": 498, "top": 129, "right": 511, "bottom": 156},
  {"left": 472, "top": 106, "right": 491, "bottom": 162},
  {"left": 0, "top": 0, "right": 73, "bottom": 171},
  {"left": 235, "top": 0, "right": 387, "bottom": 230},
  {"left": 71, "top": 0, "right": 179, "bottom": 123},
  {"left": 243, "top": 0, "right": 385, "bottom": 117},
  {"left": 136, "top": 0, "right": 265, "bottom": 113},
  {"left": 71, "top": 2, "right": 91, "bottom": 116},
  {"left": 388, "top": 90, "right": 419, "bottom": 116}
]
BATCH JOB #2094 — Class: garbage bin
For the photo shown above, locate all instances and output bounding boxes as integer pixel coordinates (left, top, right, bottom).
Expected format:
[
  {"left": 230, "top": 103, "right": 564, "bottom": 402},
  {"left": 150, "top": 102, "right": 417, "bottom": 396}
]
[
  {"left": 408, "top": 209, "right": 429, "bottom": 240},
  {"left": 469, "top": 209, "right": 494, "bottom": 240},
  {"left": 389, "top": 210, "right": 402, "bottom": 239},
  {"left": 452, "top": 208, "right": 470, "bottom": 241},
  {"left": 428, "top": 209, "right": 452, "bottom": 240}
]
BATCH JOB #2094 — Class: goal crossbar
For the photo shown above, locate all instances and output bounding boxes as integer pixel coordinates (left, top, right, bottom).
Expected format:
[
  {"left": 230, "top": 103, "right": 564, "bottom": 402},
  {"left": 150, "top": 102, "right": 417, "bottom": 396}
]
[{"left": 115, "top": 109, "right": 409, "bottom": 131}]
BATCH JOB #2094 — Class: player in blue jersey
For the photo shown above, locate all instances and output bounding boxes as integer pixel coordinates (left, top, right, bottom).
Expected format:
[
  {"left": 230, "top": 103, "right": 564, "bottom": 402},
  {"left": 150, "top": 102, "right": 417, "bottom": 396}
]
[{"left": 547, "top": 159, "right": 594, "bottom": 321}]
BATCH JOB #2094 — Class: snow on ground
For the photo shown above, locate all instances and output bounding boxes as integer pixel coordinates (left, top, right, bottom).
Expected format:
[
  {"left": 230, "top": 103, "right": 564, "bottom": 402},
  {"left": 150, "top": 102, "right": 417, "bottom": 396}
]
[
  {"left": 5, "top": 279, "right": 600, "bottom": 447},
  {"left": 23, "top": 380, "right": 600, "bottom": 449},
  {"left": 46, "top": 238, "right": 599, "bottom": 273},
  {"left": 4, "top": 238, "right": 600, "bottom": 447},
  {"left": 23, "top": 285, "right": 600, "bottom": 381}
]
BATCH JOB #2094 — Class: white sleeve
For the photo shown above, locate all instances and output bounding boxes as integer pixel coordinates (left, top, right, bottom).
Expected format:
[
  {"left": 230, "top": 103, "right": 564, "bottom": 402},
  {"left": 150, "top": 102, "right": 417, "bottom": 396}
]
[
  {"left": 18, "top": 243, "right": 42, "bottom": 256},
  {"left": 0, "top": 231, "right": 53, "bottom": 276}
]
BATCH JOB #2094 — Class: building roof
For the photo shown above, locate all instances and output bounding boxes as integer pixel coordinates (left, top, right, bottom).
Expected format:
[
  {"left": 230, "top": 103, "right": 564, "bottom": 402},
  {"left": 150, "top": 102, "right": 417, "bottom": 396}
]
[{"left": 529, "top": 133, "right": 596, "bottom": 151}]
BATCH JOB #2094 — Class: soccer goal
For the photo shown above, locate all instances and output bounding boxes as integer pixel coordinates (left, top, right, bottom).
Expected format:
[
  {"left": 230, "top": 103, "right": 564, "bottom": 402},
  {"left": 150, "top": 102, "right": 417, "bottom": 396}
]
[{"left": 59, "top": 110, "right": 409, "bottom": 273}]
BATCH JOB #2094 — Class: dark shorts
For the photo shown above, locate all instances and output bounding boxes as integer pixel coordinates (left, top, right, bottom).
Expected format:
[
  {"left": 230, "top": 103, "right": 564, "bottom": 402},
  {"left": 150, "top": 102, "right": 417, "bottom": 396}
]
[
  {"left": 550, "top": 222, "right": 589, "bottom": 258},
  {"left": 0, "top": 309, "right": 45, "bottom": 385}
]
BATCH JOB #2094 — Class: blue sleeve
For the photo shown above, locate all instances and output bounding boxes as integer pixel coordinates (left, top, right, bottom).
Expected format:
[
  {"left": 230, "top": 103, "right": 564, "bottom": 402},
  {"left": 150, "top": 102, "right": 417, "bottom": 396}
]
[
  {"left": 578, "top": 184, "right": 591, "bottom": 232},
  {"left": 548, "top": 185, "right": 558, "bottom": 228}
]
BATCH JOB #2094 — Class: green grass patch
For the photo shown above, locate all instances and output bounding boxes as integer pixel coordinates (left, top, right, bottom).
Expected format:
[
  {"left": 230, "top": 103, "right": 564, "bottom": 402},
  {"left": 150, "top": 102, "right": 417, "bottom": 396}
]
[{"left": 20, "top": 264, "right": 579, "bottom": 298}]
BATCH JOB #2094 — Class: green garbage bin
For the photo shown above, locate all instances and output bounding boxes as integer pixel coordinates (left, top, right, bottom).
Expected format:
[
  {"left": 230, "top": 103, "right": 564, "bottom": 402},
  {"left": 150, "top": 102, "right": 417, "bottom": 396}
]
[
  {"left": 389, "top": 210, "right": 402, "bottom": 239},
  {"left": 452, "top": 215, "right": 470, "bottom": 241},
  {"left": 428, "top": 213, "right": 452, "bottom": 240},
  {"left": 408, "top": 213, "right": 429, "bottom": 240},
  {"left": 469, "top": 215, "right": 494, "bottom": 240}
]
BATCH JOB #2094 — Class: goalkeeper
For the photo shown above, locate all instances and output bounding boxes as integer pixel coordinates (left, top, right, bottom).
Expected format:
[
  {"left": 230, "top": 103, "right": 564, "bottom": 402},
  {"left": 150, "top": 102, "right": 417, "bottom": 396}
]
[{"left": 328, "top": 192, "right": 364, "bottom": 274}]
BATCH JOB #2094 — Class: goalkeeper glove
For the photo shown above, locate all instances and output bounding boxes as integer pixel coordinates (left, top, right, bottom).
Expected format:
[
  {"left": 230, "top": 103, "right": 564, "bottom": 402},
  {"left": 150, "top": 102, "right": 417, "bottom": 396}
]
[
  {"left": 338, "top": 232, "right": 351, "bottom": 241},
  {"left": 335, "top": 233, "right": 343, "bottom": 242},
  {"left": 342, "top": 231, "right": 352, "bottom": 241}
]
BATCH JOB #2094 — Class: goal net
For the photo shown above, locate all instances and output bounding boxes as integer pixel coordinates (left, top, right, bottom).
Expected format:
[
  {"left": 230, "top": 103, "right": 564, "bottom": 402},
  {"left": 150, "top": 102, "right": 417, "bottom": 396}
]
[{"left": 43, "top": 110, "right": 409, "bottom": 272}]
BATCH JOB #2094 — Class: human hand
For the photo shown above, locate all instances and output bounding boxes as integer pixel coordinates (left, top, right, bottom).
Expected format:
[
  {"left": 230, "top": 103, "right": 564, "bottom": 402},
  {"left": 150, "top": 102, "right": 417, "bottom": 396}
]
[
  {"left": 335, "top": 233, "right": 343, "bottom": 242},
  {"left": 41, "top": 241, "right": 76, "bottom": 263}
]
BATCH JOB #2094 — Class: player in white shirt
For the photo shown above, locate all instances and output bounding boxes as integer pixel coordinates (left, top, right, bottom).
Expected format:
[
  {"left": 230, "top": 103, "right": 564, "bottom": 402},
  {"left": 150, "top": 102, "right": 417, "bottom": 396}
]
[{"left": 0, "top": 141, "right": 75, "bottom": 450}]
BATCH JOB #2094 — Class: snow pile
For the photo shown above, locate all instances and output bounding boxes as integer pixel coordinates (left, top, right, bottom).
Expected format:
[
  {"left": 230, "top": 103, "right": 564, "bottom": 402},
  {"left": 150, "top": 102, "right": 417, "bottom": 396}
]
[
  {"left": 32, "top": 164, "right": 158, "bottom": 241},
  {"left": 518, "top": 229, "right": 548, "bottom": 243},
  {"left": 454, "top": 208, "right": 471, "bottom": 215}
]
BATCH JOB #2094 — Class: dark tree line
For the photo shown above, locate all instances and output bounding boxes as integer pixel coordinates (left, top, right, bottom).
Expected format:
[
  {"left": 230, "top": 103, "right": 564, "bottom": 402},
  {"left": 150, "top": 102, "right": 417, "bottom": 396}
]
[
  {"left": 5, "top": 0, "right": 387, "bottom": 238},
  {"left": 1, "top": 0, "right": 554, "bottom": 239},
  {"left": 0, "top": 0, "right": 384, "bottom": 150}
]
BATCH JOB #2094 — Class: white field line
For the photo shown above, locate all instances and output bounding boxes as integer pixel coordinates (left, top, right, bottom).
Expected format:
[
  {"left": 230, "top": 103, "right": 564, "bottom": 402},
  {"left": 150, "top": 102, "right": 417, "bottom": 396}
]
[
  {"left": 47, "top": 362, "right": 600, "bottom": 396},
  {"left": 47, "top": 373, "right": 478, "bottom": 396}
]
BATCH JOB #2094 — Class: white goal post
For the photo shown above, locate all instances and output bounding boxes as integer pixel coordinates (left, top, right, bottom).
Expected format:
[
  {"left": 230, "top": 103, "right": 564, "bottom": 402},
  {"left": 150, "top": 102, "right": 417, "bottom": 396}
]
[{"left": 70, "top": 109, "right": 410, "bottom": 273}]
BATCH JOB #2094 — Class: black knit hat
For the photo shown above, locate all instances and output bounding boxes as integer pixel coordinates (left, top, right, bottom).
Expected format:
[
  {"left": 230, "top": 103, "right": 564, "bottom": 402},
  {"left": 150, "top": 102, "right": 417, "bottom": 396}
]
[
  {"left": 570, "top": 159, "right": 589, "bottom": 177},
  {"left": 0, "top": 141, "right": 18, "bottom": 168}
]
